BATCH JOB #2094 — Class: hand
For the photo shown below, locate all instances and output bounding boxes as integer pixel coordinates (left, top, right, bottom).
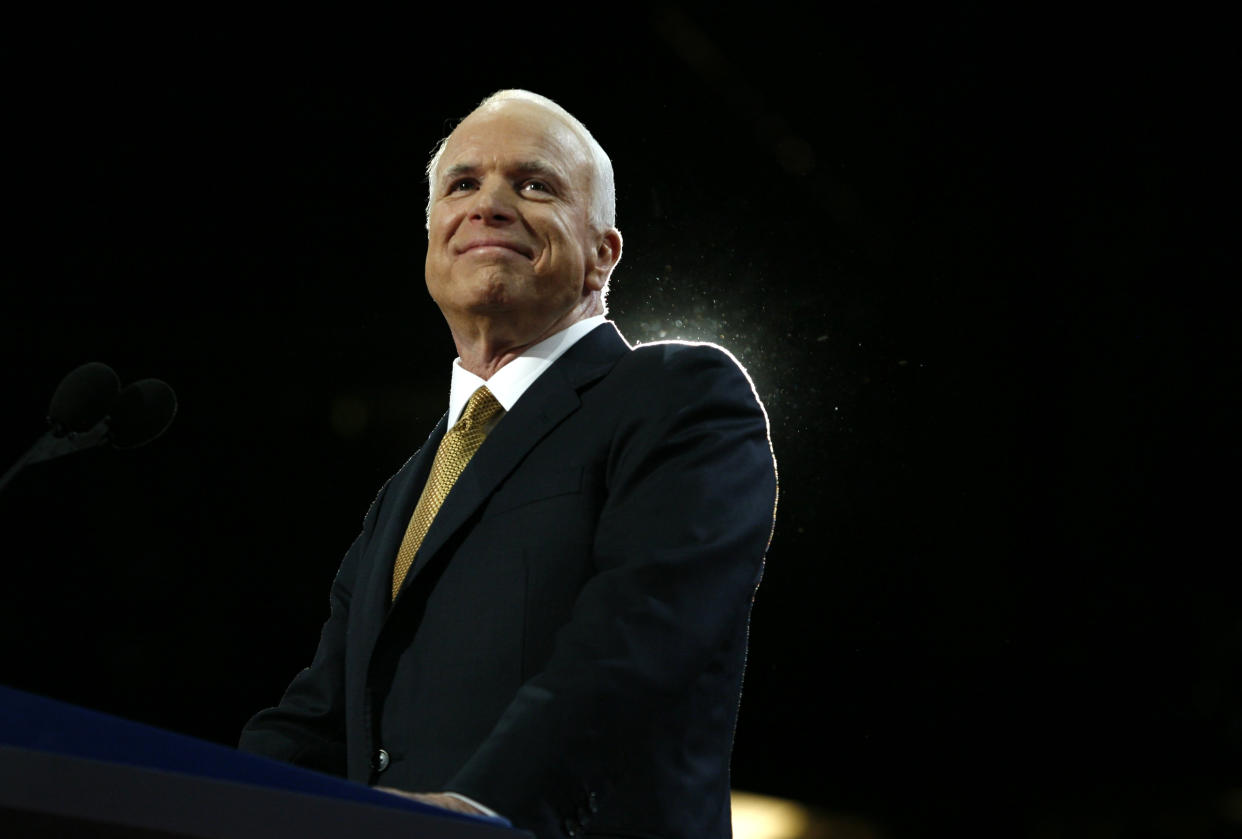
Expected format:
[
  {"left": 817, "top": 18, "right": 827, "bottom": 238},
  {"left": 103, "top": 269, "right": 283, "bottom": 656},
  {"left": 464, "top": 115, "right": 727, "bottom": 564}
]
[{"left": 374, "top": 788, "right": 488, "bottom": 815}]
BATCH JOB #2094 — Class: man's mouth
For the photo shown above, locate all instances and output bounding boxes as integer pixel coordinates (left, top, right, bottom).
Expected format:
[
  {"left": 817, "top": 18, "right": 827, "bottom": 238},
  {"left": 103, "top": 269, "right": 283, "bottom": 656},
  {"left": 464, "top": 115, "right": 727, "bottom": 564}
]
[{"left": 457, "top": 239, "right": 534, "bottom": 259}]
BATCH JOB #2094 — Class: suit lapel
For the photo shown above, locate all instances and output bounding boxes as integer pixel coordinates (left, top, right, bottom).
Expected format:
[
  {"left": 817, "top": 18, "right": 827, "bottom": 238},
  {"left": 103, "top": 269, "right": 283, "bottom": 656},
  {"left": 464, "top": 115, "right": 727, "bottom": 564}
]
[
  {"left": 390, "top": 322, "right": 630, "bottom": 604},
  {"left": 352, "top": 414, "right": 447, "bottom": 651}
]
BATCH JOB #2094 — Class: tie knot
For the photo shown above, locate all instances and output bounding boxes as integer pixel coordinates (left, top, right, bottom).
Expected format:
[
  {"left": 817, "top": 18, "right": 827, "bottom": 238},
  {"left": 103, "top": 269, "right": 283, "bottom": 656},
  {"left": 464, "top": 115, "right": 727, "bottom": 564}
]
[{"left": 458, "top": 386, "right": 504, "bottom": 432}]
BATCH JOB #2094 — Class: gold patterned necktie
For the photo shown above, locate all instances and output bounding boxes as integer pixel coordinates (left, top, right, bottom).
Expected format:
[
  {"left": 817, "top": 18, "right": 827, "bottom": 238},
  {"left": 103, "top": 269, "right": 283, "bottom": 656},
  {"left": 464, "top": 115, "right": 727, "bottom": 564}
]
[{"left": 391, "top": 386, "right": 505, "bottom": 600}]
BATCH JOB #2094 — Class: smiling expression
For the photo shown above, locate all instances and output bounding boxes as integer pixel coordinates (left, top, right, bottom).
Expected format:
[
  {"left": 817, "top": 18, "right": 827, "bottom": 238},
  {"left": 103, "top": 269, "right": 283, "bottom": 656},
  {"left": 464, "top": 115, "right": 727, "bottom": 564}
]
[{"left": 424, "top": 99, "right": 617, "bottom": 343}]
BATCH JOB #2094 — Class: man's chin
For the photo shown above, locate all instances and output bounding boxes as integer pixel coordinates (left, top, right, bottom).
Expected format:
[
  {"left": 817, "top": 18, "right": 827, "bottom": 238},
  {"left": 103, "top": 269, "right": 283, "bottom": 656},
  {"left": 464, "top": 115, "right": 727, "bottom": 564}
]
[{"left": 431, "top": 272, "right": 518, "bottom": 309}]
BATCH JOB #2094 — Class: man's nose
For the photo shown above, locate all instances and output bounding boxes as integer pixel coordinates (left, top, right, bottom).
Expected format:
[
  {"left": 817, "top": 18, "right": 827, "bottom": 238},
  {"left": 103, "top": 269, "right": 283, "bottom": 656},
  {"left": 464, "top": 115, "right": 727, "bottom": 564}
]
[{"left": 468, "top": 179, "right": 517, "bottom": 225}]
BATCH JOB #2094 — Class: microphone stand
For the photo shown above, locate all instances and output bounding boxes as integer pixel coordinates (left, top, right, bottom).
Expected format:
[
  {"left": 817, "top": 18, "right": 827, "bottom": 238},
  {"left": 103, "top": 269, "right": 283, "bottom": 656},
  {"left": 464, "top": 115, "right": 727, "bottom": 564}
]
[{"left": 0, "top": 422, "right": 110, "bottom": 495}]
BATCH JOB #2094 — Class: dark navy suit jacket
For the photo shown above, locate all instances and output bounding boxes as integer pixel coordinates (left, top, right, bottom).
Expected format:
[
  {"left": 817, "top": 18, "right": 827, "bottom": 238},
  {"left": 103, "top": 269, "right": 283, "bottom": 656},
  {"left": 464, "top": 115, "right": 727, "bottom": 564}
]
[{"left": 239, "top": 322, "right": 778, "bottom": 838}]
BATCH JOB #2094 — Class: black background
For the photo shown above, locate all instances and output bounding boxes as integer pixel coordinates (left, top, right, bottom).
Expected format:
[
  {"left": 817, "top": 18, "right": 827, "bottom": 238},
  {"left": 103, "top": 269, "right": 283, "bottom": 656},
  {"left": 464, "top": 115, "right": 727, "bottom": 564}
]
[{"left": 1, "top": 7, "right": 1237, "bottom": 837}]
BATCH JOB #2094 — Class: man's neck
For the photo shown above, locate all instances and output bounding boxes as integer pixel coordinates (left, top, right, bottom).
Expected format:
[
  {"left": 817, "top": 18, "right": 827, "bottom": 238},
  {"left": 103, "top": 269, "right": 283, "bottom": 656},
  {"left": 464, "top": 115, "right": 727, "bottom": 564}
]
[{"left": 449, "top": 299, "right": 603, "bottom": 380}]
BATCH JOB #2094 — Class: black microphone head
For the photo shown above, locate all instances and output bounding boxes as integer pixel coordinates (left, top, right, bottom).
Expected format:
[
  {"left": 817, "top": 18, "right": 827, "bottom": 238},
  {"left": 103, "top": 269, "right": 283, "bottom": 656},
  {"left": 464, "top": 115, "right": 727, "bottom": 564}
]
[
  {"left": 48, "top": 362, "right": 121, "bottom": 434},
  {"left": 109, "top": 378, "right": 178, "bottom": 449}
]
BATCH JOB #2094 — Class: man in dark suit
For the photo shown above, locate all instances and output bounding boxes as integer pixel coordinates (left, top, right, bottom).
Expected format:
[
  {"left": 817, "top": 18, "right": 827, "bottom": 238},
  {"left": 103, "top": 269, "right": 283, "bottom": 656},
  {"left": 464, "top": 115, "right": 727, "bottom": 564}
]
[{"left": 239, "top": 90, "right": 778, "bottom": 838}]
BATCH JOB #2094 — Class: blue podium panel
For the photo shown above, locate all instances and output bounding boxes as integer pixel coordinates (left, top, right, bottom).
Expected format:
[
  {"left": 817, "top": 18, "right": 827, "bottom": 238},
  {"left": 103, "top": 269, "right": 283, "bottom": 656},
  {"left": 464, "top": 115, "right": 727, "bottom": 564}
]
[{"left": 0, "top": 686, "right": 528, "bottom": 838}]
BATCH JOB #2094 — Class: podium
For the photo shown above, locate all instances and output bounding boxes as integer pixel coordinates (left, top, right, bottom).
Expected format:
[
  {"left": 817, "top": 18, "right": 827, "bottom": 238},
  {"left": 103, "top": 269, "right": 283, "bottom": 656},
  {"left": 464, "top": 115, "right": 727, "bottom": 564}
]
[{"left": 0, "top": 685, "right": 529, "bottom": 837}]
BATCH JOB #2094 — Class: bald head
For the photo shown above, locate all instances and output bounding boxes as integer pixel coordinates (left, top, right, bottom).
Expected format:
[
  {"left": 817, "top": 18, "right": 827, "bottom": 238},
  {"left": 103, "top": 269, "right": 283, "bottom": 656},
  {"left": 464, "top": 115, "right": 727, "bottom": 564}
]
[{"left": 425, "top": 90, "right": 616, "bottom": 232}]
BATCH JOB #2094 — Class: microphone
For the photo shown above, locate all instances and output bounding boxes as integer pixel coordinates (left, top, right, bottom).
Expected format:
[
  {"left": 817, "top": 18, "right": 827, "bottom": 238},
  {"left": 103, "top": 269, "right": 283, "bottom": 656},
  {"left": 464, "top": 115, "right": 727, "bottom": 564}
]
[
  {"left": 110, "top": 378, "right": 178, "bottom": 450},
  {"left": 0, "top": 363, "right": 178, "bottom": 494},
  {"left": 48, "top": 361, "right": 121, "bottom": 434}
]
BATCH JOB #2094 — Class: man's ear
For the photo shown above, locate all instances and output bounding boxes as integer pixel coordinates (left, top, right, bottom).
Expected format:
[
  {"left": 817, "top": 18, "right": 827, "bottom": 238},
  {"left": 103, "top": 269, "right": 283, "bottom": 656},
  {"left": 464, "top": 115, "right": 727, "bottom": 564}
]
[{"left": 585, "top": 227, "right": 623, "bottom": 292}]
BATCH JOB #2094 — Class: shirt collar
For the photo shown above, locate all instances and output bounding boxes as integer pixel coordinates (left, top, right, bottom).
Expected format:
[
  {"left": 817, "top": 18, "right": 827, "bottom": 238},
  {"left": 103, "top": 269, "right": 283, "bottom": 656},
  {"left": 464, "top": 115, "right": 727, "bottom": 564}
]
[{"left": 446, "top": 315, "right": 608, "bottom": 426}]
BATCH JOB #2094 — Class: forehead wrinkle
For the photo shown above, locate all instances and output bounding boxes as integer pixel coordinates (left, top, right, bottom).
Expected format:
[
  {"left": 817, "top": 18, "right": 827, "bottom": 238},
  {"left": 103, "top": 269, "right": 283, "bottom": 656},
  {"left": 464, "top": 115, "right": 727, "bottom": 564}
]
[{"left": 441, "top": 161, "right": 478, "bottom": 182}]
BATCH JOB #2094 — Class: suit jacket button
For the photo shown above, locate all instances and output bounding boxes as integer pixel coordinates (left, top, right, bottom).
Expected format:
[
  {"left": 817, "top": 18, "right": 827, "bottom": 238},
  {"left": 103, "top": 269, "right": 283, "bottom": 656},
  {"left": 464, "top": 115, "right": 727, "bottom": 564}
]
[
  {"left": 562, "top": 816, "right": 578, "bottom": 836},
  {"left": 373, "top": 748, "right": 390, "bottom": 772},
  {"left": 587, "top": 791, "right": 598, "bottom": 813}
]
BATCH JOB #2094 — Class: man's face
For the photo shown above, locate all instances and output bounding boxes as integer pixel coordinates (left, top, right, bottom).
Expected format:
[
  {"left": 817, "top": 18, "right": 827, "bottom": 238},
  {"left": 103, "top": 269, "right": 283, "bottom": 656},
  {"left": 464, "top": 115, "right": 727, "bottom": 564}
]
[{"left": 425, "top": 100, "right": 612, "bottom": 338}]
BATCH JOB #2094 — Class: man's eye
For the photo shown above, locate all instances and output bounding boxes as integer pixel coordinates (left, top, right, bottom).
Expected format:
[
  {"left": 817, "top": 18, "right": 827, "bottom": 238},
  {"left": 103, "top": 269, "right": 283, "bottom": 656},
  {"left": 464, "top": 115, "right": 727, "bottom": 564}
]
[
  {"left": 521, "top": 180, "right": 550, "bottom": 193},
  {"left": 449, "top": 179, "right": 477, "bottom": 192}
]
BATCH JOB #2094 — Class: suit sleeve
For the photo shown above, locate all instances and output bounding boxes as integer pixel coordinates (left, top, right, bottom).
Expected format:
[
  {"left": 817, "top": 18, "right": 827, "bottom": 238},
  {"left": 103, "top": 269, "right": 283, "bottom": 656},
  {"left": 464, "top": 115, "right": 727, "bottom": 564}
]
[
  {"left": 445, "top": 344, "right": 778, "bottom": 829},
  {"left": 236, "top": 484, "right": 384, "bottom": 775}
]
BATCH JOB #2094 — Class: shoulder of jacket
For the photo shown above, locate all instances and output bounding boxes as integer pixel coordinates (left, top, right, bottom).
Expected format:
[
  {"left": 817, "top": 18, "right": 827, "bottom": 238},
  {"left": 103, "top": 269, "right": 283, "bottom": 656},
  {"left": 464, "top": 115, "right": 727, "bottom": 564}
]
[
  {"left": 621, "top": 340, "right": 758, "bottom": 393},
  {"left": 625, "top": 339, "right": 745, "bottom": 371},
  {"left": 360, "top": 414, "right": 446, "bottom": 531}
]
